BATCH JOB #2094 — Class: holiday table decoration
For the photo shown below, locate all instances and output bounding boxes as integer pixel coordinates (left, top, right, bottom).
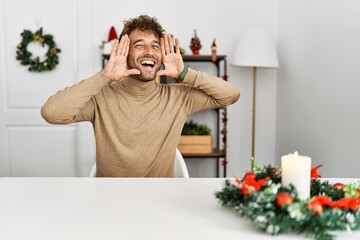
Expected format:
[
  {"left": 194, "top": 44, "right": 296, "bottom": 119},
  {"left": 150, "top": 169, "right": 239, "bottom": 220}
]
[
  {"left": 215, "top": 162, "right": 360, "bottom": 240},
  {"left": 16, "top": 27, "right": 61, "bottom": 72},
  {"left": 189, "top": 29, "right": 202, "bottom": 55}
]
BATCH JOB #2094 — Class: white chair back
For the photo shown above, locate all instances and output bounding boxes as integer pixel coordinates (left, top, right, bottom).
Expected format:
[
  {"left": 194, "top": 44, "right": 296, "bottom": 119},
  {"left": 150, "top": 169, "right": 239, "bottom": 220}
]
[
  {"left": 89, "top": 148, "right": 189, "bottom": 178},
  {"left": 174, "top": 148, "right": 189, "bottom": 178},
  {"left": 89, "top": 163, "right": 96, "bottom": 177}
]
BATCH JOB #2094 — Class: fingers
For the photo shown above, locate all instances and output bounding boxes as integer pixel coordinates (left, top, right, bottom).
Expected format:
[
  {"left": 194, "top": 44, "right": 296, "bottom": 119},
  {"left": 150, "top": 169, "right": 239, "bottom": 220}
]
[
  {"left": 167, "top": 35, "right": 174, "bottom": 53},
  {"left": 163, "top": 34, "right": 170, "bottom": 54},
  {"left": 161, "top": 34, "right": 176, "bottom": 55},
  {"left": 116, "top": 34, "right": 129, "bottom": 56},
  {"left": 175, "top": 38, "right": 180, "bottom": 54},
  {"left": 110, "top": 34, "right": 130, "bottom": 58},
  {"left": 109, "top": 39, "right": 119, "bottom": 59},
  {"left": 160, "top": 37, "right": 166, "bottom": 57}
]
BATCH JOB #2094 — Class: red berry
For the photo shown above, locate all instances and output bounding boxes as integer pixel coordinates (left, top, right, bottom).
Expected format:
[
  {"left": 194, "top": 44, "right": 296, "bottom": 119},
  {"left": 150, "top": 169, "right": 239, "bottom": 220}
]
[
  {"left": 276, "top": 192, "right": 294, "bottom": 207},
  {"left": 332, "top": 183, "right": 344, "bottom": 190},
  {"left": 270, "top": 168, "right": 279, "bottom": 175},
  {"left": 308, "top": 200, "right": 324, "bottom": 214}
]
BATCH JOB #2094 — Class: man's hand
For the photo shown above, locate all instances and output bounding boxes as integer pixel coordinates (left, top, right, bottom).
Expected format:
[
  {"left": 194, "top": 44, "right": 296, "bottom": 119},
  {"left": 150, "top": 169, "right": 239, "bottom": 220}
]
[
  {"left": 102, "top": 34, "right": 140, "bottom": 83},
  {"left": 156, "top": 34, "right": 184, "bottom": 79}
]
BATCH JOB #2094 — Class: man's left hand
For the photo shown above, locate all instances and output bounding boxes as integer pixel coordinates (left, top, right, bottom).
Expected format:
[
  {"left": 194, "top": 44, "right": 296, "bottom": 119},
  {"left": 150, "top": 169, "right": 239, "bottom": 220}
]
[{"left": 156, "top": 34, "right": 184, "bottom": 79}]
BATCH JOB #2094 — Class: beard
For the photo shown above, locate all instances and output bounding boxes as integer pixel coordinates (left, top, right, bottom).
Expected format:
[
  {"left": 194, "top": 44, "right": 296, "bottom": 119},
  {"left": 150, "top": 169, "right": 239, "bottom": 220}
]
[{"left": 133, "top": 69, "right": 159, "bottom": 82}]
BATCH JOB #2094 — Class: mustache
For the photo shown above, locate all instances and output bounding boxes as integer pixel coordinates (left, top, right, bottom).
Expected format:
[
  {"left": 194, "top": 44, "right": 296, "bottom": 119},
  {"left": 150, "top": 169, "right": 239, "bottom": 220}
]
[{"left": 138, "top": 53, "right": 158, "bottom": 61}]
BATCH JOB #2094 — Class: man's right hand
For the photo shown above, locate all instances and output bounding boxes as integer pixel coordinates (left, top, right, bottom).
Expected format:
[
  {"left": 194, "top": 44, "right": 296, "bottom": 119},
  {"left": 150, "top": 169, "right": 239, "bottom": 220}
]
[{"left": 102, "top": 34, "right": 140, "bottom": 83}]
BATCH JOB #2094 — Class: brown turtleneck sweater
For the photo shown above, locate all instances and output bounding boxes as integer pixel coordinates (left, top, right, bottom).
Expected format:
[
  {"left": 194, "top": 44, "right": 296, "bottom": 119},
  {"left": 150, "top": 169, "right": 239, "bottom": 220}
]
[{"left": 41, "top": 68, "right": 240, "bottom": 177}]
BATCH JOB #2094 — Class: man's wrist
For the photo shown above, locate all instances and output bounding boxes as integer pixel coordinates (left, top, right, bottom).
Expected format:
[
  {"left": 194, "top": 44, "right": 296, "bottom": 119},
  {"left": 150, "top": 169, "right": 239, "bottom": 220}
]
[
  {"left": 178, "top": 66, "right": 188, "bottom": 81},
  {"left": 101, "top": 71, "right": 110, "bottom": 82}
]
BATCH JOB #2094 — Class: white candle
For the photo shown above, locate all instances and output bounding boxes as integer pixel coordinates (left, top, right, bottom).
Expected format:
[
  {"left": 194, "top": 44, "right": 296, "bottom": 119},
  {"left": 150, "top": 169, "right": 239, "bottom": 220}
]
[{"left": 281, "top": 151, "right": 312, "bottom": 199}]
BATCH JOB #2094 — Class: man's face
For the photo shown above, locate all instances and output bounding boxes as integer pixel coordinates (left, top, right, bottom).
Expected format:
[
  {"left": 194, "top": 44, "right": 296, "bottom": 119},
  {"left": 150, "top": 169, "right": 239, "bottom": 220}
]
[{"left": 127, "top": 29, "right": 162, "bottom": 82}]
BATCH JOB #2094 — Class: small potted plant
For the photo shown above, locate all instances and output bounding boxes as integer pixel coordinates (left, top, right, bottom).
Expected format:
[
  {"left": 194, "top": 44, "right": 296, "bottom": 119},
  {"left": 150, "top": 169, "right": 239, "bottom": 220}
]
[{"left": 178, "top": 120, "right": 212, "bottom": 154}]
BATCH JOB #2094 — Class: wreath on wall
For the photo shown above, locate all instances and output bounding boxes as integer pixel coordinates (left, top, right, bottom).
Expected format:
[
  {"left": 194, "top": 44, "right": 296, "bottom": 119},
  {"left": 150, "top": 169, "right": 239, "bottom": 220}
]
[{"left": 16, "top": 27, "right": 61, "bottom": 72}]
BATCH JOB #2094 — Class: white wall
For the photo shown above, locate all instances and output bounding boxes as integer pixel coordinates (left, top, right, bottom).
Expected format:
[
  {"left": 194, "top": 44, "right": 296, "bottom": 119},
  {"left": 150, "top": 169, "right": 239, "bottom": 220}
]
[{"left": 277, "top": 0, "right": 360, "bottom": 177}]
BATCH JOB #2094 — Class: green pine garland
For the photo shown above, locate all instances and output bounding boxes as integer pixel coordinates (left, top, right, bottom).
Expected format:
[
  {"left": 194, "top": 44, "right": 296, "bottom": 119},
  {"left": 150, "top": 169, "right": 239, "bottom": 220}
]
[
  {"left": 16, "top": 27, "right": 61, "bottom": 72},
  {"left": 215, "top": 165, "right": 360, "bottom": 240}
]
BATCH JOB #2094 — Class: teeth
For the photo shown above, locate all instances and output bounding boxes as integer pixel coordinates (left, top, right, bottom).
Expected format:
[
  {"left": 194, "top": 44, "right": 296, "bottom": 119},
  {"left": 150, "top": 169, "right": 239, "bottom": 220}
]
[{"left": 141, "top": 60, "right": 155, "bottom": 65}]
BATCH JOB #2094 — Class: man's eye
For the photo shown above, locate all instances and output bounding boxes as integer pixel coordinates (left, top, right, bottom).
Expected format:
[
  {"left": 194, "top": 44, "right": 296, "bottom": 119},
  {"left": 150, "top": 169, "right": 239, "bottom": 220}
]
[
  {"left": 153, "top": 45, "right": 160, "bottom": 49},
  {"left": 135, "top": 44, "right": 144, "bottom": 48}
]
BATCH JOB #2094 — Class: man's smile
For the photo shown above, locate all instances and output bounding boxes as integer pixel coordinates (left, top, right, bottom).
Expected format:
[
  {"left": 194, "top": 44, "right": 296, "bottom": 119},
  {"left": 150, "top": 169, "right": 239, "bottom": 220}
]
[{"left": 140, "top": 60, "right": 155, "bottom": 68}]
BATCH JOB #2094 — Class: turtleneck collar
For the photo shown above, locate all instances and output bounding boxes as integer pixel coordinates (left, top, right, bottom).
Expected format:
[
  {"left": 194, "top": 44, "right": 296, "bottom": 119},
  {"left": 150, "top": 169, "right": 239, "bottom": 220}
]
[{"left": 120, "top": 76, "right": 158, "bottom": 95}]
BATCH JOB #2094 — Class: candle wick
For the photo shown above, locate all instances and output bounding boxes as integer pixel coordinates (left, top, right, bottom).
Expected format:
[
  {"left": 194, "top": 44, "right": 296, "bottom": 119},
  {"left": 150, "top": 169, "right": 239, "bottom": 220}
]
[{"left": 294, "top": 151, "right": 299, "bottom": 160}]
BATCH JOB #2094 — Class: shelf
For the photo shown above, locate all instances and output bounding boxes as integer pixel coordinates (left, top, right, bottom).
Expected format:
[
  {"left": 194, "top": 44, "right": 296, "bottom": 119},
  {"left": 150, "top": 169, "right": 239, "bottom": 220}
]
[
  {"left": 181, "top": 55, "right": 228, "bottom": 178},
  {"left": 181, "top": 149, "right": 225, "bottom": 158},
  {"left": 181, "top": 55, "right": 226, "bottom": 63}
]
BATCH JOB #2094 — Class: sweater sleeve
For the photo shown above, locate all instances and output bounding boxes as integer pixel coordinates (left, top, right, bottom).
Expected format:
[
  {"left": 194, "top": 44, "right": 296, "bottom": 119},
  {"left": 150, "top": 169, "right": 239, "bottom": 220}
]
[
  {"left": 181, "top": 68, "right": 240, "bottom": 114},
  {"left": 41, "top": 71, "right": 108, "bottom": 124}
]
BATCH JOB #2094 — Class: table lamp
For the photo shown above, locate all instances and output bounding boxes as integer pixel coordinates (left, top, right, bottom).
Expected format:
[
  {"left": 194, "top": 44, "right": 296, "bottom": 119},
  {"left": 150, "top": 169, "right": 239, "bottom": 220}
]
[{"left": 231, "top": 29, "right": 279, "bottom": 169}]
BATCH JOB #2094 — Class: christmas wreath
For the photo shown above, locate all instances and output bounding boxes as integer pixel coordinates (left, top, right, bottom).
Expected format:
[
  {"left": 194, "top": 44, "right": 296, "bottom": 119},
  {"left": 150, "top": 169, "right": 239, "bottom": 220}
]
[
  {"left": 215, "top": 162, "right": 360, "bottom": 240},
  {"left": 16, "top": 27, "right": 61, "bottom": 72}
]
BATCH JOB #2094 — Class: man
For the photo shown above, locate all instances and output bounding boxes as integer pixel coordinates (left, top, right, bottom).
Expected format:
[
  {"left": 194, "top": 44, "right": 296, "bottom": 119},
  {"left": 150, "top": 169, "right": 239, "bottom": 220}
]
[{"left": 41, "top": 15, "right": 240, "bottom": 177}]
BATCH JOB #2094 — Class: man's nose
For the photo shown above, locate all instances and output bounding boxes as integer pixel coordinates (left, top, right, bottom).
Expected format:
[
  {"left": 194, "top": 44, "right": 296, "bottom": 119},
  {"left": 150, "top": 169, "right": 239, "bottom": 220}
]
[{"left": 143, "top": 45, "right": 154, "bottom": 54}]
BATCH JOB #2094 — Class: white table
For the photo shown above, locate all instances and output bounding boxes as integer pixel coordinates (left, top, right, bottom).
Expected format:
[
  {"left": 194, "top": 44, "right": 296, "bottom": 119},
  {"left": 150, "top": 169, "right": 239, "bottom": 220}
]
[{"left": 0, "top": 178, "right": 359, "bottom": 240}]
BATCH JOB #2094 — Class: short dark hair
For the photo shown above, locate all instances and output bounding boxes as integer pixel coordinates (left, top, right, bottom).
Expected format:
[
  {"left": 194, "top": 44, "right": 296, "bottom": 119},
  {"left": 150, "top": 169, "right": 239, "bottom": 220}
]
[{"left": 119, "top": 15, "right": 165, "bottom": 39}]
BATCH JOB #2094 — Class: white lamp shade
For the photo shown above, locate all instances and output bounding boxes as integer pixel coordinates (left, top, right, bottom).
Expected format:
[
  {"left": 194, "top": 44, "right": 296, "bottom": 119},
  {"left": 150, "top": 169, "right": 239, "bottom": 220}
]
[{"left": 231, "top": 29, "right": 279, "bottom": 68}]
